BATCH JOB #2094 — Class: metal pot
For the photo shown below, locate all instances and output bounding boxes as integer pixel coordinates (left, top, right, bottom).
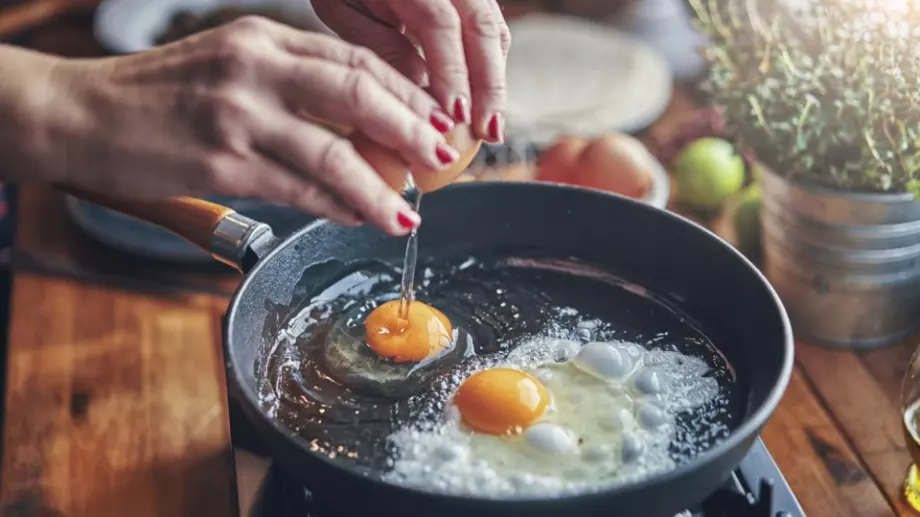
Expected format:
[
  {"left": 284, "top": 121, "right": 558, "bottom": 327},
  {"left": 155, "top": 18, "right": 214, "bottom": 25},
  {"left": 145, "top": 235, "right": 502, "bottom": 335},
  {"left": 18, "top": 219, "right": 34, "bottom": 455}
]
[
  {"left": 64, "top": 182, "right": 793, "bottom": 517},
  {"left": 761, "top": 165, "right": 920, "bottom": 348}
]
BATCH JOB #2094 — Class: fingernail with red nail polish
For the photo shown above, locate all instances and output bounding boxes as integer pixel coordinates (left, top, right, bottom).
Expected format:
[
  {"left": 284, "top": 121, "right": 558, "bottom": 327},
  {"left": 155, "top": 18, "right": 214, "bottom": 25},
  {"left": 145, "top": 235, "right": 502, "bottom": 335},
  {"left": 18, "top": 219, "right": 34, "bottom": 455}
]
[
  {"left": 397, "top": 211, "right": 420, "bottom": 230},
  {"left": 435, "top": 142, "right": 459, "bottom": 165},
  {"left": 452, "top": 96, "right": 471, "bottom": 124},
  {"left": 430, "top": 110, "right": 453, "bottom": 134},
  {"left": 487, "top": 113, "right": 505, "bottom": 143}
]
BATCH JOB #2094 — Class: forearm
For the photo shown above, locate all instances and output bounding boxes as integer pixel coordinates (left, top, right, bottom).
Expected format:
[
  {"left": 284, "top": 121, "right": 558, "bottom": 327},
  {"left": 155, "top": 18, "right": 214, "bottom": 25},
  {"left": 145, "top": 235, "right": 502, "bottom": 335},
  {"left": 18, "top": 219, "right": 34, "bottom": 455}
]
[{"left": 0, "top": 44, "right": 73, "bottom": 183}]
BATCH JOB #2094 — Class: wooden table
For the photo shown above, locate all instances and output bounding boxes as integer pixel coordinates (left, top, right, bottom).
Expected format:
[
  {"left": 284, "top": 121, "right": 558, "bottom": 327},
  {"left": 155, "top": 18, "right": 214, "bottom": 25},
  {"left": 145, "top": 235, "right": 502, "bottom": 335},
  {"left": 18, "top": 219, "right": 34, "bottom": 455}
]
[{"left": 1, "top": 11, "right": 918, "bottom": 517}]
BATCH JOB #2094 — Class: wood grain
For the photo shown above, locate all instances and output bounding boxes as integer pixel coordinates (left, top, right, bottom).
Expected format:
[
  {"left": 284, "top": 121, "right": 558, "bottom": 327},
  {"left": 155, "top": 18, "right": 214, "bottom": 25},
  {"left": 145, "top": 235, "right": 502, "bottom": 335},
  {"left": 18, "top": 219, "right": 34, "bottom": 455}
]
[
  {"left": 763, "top": 368, "right": 894, "bottom": 516},
  {"left": 797, "top": 339, "right": 920, "bottom": 515},
  {"left": 0, "top": 275, "right": 236, "bottom": 517}
]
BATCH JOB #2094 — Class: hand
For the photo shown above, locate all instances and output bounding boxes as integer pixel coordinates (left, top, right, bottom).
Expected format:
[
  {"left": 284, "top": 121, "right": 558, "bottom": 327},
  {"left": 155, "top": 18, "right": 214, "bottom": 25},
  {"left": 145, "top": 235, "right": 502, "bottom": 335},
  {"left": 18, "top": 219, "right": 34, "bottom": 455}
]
[
  {"left": 313, "top": 0, "right": 512, "bottom": 143},
  {"left": 11, "top": 18, "right": 464, "bottom": 235}
]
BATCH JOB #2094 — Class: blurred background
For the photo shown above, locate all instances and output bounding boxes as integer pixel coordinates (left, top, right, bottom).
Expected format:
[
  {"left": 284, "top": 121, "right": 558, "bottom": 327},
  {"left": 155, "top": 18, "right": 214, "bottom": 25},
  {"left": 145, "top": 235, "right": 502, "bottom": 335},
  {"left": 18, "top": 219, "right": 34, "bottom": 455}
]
[{"left": 0, "top": 0, "right": 715, "bottom": 269}]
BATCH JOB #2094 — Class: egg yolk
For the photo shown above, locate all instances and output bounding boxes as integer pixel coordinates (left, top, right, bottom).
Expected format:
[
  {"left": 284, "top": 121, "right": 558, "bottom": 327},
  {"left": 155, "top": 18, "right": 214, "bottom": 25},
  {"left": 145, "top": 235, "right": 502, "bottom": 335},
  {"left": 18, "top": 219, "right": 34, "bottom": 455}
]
[
  {"left": 453, "top": 369, "right": 550, "bottom": 435},
  {"left": 363, "top": 300, "right": 452, "bottom": 363}
]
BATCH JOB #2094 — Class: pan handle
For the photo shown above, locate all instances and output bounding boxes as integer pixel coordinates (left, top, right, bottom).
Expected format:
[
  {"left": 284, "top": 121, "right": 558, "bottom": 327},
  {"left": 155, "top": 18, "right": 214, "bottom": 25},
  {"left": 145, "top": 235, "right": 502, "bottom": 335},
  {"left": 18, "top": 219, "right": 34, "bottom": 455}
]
[{"left": 58, "top": 186, "right": 277, "bottom": 272}]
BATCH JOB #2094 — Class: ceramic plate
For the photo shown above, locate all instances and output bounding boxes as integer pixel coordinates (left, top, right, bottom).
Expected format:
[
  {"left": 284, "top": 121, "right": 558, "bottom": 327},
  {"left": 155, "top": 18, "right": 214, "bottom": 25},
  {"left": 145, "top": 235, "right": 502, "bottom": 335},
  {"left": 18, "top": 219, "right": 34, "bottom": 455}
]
[
  {"left": 94, "top": 0, "right": 333, "bottom": 54},
  {"left": 505, "top": 14, "right": 673, "bottom": 144},
  {"left": 66, "top": 196, "right": 314, "bottom": 263}
]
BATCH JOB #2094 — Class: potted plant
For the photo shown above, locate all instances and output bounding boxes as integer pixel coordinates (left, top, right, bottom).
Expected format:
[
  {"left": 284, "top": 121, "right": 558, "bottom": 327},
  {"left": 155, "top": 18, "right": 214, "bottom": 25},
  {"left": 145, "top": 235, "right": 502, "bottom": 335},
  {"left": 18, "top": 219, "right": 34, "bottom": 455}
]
[{"left": 689, "top": 0, "right": 920, "bottom": 348}]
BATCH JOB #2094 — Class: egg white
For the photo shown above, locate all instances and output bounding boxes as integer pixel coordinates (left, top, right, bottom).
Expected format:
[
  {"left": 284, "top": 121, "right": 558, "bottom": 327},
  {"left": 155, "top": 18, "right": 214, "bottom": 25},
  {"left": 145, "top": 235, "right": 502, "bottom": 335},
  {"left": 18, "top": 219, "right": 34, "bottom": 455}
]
[{"left": 384, "top": 336, "right": 721, "bottom": 498}]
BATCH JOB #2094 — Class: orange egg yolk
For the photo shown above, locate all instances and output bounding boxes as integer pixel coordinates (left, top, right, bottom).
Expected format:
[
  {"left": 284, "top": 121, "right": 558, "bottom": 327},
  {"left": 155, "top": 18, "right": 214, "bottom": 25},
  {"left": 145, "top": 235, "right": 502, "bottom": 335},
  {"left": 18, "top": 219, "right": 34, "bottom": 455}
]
[
  {"left": 363, "top": 300, "right": 453, "bottom": 363},
  {"left": 452, "top": 369, "right": 550, "bottom": 435}
]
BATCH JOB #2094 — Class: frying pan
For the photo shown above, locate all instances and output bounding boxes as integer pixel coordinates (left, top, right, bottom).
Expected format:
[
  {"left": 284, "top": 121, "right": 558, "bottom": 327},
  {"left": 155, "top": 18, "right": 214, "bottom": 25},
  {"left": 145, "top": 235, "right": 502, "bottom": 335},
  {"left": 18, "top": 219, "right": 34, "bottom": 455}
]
[{"left": 65, "top": 182, "right": 793, "bottom": 517}]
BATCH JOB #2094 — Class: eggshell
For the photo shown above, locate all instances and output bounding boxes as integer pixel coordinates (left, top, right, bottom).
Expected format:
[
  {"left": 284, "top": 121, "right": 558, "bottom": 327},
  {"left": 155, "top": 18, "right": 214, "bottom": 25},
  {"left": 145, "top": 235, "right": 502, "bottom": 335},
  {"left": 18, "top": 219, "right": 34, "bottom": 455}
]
[
  {"left": 568, "top": 133, "right": 655, "bottom": 199},
  {"left": 351, "top": 126, "right": 482, "bottom": 193},
  {"left": 536, "top": 136, "right": 589, "bottom": 183}
]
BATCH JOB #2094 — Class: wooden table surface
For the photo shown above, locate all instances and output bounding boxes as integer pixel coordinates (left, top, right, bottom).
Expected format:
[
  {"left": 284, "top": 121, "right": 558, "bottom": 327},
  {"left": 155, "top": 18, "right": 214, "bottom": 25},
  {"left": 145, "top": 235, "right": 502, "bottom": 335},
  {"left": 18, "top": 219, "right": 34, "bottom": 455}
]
[{"left": 1, "top": 10, "right": 918, "bottom": 517}]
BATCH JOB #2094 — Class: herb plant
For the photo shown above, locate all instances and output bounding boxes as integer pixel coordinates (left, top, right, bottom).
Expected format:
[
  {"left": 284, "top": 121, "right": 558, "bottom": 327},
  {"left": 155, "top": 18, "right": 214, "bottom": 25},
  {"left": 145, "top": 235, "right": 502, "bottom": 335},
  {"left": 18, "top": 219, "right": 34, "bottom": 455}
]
[{"left": 689, "top": 0, "right": 920, "bottom": 194}]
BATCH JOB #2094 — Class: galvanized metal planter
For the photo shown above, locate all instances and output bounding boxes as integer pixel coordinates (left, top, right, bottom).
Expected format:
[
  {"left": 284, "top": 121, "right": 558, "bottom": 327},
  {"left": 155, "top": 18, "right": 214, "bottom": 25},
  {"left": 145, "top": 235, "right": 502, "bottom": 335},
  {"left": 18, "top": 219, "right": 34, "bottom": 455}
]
[{"left": 760, "top": 165, "right": 920, "bottom": 348}]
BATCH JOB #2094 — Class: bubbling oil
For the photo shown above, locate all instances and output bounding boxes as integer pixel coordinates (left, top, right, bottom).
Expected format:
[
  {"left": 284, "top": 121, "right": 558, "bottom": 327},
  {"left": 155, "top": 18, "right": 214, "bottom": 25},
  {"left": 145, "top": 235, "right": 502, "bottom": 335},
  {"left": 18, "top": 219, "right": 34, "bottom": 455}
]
[{"left": 259, "top": 256, "right": 739, "bottom": 478}]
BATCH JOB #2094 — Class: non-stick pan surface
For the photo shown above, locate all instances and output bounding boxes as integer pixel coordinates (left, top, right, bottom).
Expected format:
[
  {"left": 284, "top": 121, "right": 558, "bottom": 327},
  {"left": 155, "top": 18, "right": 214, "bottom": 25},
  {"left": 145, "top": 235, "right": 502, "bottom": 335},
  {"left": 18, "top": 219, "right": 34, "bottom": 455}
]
[{"left": 66, "top": 182, "right": 793, "bottom": 517}]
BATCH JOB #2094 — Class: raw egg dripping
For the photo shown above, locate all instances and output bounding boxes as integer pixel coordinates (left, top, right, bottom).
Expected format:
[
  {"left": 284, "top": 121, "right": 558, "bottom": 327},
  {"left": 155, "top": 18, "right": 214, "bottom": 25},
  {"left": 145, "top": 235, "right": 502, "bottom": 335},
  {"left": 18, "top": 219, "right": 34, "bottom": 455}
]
[
  {"left": 453, "top": 369, "right": 550, "bottom": 435},
  {"left": 363, "top": 299, "right": 453, "bottom": 363},
  {"left": 351, "top": 125, "right": 479, "bottom": 366}
]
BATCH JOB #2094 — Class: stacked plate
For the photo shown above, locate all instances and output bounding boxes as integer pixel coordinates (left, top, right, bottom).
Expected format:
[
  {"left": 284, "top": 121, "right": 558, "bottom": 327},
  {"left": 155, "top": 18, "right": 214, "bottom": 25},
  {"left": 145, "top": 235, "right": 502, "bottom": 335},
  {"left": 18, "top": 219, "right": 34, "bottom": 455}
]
[{"left": 504, "top": 14, "right": 673, "bottom": 145}]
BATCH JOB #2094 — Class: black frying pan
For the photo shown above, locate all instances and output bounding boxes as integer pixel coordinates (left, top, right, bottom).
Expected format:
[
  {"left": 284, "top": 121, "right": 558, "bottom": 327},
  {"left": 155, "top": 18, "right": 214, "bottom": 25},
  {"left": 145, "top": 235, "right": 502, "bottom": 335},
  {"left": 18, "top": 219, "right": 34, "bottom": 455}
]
[{"left": 65, "top": 182, "right": 793, "bottom": 517}]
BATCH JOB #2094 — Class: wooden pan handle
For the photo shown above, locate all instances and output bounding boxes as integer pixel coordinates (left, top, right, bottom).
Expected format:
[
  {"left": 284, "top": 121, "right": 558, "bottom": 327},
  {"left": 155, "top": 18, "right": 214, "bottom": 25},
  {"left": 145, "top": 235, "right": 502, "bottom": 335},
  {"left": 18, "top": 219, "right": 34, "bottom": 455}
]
[{"left": 58, "top": 186, "right": 235, "bottom": 252}]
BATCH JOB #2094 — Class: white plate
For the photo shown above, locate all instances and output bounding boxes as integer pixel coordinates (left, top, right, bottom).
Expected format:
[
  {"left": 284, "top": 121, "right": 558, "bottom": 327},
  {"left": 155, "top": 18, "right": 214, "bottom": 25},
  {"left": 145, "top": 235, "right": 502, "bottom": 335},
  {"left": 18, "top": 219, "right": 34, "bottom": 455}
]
[
  {"left": 505, "top": 14, "right": 673, "bottom": 144},
  {"left": 94, "top": 0, "right": 333, "bottom": 54}
]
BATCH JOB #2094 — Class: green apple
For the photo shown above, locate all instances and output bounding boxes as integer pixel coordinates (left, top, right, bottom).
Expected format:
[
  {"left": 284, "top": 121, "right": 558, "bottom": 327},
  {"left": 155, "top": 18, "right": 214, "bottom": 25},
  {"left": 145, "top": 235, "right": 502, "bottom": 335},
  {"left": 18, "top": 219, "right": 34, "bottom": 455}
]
[{"left": 673, "top": 138, "right": 746, "bottom": 209}]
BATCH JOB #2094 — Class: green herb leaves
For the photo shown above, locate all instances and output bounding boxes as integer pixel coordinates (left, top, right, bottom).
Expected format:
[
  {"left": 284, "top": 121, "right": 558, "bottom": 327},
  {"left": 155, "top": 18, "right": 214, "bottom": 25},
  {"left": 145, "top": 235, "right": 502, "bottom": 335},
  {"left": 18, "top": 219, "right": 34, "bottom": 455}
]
[{"left": 690, "top": 0, "right": 920, "bottom": 194}]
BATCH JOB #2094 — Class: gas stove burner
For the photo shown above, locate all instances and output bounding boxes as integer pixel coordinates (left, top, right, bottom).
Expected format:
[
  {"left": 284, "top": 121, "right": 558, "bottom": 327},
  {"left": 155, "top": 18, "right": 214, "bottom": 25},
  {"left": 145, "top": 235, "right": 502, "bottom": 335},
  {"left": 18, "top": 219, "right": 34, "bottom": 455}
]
[{"left": 244, "top": 438, "right": 805, "bottom": 517}]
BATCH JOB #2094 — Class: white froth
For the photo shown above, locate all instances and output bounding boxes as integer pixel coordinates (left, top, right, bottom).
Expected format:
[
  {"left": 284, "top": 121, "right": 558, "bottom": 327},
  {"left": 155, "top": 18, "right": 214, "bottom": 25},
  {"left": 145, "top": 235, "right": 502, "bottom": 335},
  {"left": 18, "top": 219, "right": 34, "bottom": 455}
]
[
  {"left": 571, "top": 342, "right": 634, "bottom": 380},
  {"left": 383, "top": 335, "right": 722, "bottom": 498},
  {"left": 524, "top": 423, "right": 578, "bottom": 454}
]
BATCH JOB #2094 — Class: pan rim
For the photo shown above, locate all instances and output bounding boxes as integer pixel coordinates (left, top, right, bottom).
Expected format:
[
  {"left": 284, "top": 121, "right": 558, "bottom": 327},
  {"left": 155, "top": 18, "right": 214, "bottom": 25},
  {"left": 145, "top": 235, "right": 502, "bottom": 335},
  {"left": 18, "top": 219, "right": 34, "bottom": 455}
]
[{"left": 224, "top": 181, "right": 795, "bottom": 505}]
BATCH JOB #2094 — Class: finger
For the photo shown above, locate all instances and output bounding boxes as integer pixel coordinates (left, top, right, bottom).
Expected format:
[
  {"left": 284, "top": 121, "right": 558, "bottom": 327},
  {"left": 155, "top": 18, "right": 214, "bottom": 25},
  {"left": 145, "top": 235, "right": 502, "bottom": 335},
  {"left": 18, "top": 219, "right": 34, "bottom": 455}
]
[
  {"left": 489, "top": 0, "right": 512, "bottom": 57},
  {"left": 386, "top": 0, "right": 472, "bottom": 124},
  {"left": 274, "top": 56, "right": 457, "bottom": 171},
  {"left": 454, "top": 0, "right": 509, "bottom": 143},
  {"left": 267, "top": 25, "right": 446, "bottom": 128},
  {"left": 207, "top": 153, "right": 363, "bottom": 227},
  {"left": 310, "top": 0, "right": 430, "bottom": 85},
  {"left": 257, "top": 120, "right": 421, "bottom": 236}
]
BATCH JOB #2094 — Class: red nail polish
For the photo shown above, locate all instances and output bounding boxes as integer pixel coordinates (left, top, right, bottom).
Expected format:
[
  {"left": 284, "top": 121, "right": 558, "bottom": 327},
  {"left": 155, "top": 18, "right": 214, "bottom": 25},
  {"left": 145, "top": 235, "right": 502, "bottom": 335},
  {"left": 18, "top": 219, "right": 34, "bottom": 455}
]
[
  {"left": 487, "top": 113, "right": 505, "bottom": 143},
  {"left": 452, "top": 96, "right": 471, "bottom": 124},
  {"left": 397, "top": 211, "right": 420, "bottom": 230},
  {"left": 435, "top": 143, "right": 459, "bottom": 165},
  {"left": 430, "top": 110, "right": 453, "bottom": 134}
]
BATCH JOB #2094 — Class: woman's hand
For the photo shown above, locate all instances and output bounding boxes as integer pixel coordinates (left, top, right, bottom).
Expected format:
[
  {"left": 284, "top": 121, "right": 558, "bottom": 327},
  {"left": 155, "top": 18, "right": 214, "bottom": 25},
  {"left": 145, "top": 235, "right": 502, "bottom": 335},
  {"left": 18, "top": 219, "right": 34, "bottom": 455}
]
[
  {"left": 3, "top": 17, "right": 464, "bottom": 235},
  {"left": 313, "top": 0, "right": 511, "bottom": 143}
]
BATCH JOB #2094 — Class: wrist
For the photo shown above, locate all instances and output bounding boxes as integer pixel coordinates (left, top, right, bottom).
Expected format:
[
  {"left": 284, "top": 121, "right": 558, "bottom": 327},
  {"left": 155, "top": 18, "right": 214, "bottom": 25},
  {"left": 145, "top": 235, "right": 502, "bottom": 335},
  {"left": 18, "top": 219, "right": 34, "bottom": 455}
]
[{"left": 0, "top": 45, "right": 90, "bottom": 184}]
